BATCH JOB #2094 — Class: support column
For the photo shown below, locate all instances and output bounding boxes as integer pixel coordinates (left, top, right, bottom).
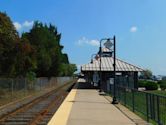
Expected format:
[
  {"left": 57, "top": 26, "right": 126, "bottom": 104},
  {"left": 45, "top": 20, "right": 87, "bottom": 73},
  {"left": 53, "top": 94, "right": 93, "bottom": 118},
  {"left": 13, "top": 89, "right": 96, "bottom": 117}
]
[{"left": 134, "top": 72, "right": 138, "bottom": 89}]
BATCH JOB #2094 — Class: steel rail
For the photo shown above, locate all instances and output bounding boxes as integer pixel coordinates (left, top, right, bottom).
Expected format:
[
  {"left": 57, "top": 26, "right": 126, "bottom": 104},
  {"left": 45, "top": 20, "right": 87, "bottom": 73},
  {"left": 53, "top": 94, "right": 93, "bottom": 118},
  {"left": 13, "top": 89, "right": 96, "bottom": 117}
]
[{"left": 0, "top": 81, "right": 75, "bottom": 125}]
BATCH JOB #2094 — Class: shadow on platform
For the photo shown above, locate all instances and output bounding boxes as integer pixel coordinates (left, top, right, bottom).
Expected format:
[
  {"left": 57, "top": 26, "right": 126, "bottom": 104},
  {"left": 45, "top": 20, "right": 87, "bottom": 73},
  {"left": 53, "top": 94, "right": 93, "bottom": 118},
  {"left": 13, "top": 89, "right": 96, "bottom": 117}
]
[{"left": 77, "top": 82, "right": 99, "bottom": 89}]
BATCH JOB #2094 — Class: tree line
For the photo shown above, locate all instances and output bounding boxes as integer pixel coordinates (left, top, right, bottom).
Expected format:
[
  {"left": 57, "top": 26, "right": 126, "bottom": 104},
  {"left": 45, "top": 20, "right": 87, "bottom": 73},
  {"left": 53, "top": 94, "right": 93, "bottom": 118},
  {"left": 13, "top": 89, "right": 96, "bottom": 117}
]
[{"left": 0, "top": 12, "right": 77, "bottom": 78}]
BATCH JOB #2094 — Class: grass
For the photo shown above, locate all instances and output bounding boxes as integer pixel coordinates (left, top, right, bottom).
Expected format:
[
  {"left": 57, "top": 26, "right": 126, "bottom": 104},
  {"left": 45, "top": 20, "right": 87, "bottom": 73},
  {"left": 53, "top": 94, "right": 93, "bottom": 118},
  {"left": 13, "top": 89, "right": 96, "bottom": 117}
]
[
  {"left": 0, "top": 88, "right": 47, "bottom": 107},
  {"left": 147, "top": 90, "right": 166, "bottom": 96},
  {"left": 0, "top": 89, "right": 34, "bottom": 107},
  {"left": 0, "top": 79, "right": 76, "bottom": 107},
  {"left": 111, "top": 87, "right": 166, "bottom": 125}
]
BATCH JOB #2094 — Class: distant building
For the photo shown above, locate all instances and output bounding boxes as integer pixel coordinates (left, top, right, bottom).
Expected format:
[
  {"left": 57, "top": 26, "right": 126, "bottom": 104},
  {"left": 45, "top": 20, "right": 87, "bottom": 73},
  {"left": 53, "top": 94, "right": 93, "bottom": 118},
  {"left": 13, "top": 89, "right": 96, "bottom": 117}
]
[
  {"left": 155, "top": 75, "right": 162, "bottom": 81},
  {"left": 81, "top": 48, "right": 144, "bottom": 92},
  {"left": 162, "top": 76, "right": 166, "bottom": 80}
]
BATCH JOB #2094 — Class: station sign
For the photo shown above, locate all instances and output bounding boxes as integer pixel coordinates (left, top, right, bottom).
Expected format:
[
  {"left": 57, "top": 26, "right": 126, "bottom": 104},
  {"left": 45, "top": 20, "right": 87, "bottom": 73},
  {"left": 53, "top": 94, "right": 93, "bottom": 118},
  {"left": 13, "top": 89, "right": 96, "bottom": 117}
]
[{"left": 104, "top": 40, "right": 113, "bottom": 49}]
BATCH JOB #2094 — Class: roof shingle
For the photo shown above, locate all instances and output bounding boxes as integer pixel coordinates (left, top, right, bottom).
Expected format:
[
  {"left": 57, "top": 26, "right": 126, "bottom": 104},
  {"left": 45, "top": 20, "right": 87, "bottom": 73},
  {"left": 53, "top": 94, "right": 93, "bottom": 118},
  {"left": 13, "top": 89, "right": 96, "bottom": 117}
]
[{"left": 81, "top": 57, "right": 143, "bottom": 72}]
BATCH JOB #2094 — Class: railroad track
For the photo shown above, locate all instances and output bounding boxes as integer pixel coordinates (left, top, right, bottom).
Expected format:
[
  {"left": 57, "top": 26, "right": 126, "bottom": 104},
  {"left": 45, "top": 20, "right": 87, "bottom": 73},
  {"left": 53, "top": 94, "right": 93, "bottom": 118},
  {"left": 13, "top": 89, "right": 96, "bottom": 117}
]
[{"left": 0, "top": 82, "right": 75, "bottom": 125}]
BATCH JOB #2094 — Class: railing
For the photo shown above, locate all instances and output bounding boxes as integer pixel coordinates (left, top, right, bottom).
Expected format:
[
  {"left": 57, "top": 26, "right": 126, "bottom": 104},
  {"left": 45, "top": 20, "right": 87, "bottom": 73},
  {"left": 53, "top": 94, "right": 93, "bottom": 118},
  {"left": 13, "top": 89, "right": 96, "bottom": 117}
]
[{"left": 110, "top": 85, "right": 166, "bottom": 125}]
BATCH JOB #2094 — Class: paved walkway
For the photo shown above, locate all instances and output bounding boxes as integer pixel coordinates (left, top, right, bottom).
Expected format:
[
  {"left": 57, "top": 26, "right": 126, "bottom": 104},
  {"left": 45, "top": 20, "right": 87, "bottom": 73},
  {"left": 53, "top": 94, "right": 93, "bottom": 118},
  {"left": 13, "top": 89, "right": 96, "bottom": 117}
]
[{"left": 48, "top": 79, "right": 148, "bottom": 125}]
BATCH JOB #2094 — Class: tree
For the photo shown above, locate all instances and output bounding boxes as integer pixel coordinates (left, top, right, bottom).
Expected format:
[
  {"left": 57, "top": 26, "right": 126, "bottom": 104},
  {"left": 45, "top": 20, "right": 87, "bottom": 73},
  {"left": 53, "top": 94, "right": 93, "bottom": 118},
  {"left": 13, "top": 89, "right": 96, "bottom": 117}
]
[
  {"left": 15, "top": 37, "right": 37, "bottom": 77},
  {"left": 0, "top": 12, "right": 19, "bottom": 77},
  {"left": 0, "top": 13, "right": 77, "bottom": 77},
  {"left": 59, "top": 64, "right": 77, "bottom": 76},
  {"left": 140, "top": 69, "right": 153, "bottom": 79},
  {"left": 22, "top": 22, "right": 75, "bottom": 77}
]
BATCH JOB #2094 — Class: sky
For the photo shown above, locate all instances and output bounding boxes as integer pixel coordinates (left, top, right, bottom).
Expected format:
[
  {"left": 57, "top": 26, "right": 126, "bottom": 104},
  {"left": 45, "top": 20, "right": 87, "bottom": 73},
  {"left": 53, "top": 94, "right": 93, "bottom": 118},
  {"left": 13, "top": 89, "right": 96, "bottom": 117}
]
[{"left": 1, "top": 0, "right": 166, "bottom": 75}]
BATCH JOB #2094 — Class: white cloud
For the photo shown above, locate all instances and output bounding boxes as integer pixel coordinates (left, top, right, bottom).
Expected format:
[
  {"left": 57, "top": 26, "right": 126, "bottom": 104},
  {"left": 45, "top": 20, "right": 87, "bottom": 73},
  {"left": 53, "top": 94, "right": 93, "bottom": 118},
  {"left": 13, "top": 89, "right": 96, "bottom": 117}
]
[
  {"left": 22, "top": 21, "right": 34, "bottom": 27},
  {"left": 130, "top": 26, "right": 137, "bottom": 32},
  {"left": 77, "top": 37, "right": 99, "bottom": 47},
  {"left": 89, "top": 40, "right": 100, "bottom": 46},
  {"left": 13, "top": 21, "right": 34, "bottom": 31},
  {"left": 77, "top": 37, "right": 88, "bottom": 45},
  {"left": 13, "top": 22, "right": 22, "bottom": 30}
]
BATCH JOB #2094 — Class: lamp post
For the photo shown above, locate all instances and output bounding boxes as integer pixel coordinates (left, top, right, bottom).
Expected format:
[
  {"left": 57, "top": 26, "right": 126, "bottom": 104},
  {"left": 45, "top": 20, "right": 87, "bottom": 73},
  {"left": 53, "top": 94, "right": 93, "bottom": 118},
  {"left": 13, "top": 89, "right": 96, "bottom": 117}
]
[
  {"left": 99, "top": 38, "right": 112, "bottom": 92},
  {"left": 99, "top": 36, "right": 118, "bottom": 104},
  {"left": 112, "top": 36, "right": 118, "bottom": 104}
]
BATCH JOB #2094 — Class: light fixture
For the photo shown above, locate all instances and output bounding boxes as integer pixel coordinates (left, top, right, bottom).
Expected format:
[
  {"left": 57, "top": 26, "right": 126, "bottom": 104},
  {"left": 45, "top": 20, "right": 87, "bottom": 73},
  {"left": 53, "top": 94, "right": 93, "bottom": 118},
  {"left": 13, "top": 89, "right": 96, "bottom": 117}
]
[{"left": 103, "top": 38, "right": 113, "bottom": 49}]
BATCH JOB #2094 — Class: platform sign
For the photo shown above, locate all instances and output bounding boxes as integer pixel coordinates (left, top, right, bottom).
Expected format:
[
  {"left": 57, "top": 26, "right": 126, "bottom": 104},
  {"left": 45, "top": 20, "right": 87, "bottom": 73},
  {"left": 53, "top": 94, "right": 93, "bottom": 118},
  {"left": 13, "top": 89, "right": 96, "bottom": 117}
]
[
  {"left": 104, "top": 40, "right": 113, "bottom": 49},
  {"left": 109, "top": 78, "right": 114, "bottom": 85},
  {"left": 116, "top": 72, "right": 122, "bottom": 76}
]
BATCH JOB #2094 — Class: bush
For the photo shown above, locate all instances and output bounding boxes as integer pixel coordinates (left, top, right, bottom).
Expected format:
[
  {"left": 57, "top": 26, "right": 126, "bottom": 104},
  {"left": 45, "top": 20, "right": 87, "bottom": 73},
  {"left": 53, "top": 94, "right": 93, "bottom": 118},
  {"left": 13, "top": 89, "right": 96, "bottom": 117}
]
[
  {"left": 138, "top": 80, "right": 147, "bottom": 87},
  {"left": 158, "top": 80, "right": 166, "bottom": 90},
  {"left": 145, "top": 81, "right": 158, "bottom": 90},
  {"left": 160, "top": 84, "right": 166, "bottom": 90}
]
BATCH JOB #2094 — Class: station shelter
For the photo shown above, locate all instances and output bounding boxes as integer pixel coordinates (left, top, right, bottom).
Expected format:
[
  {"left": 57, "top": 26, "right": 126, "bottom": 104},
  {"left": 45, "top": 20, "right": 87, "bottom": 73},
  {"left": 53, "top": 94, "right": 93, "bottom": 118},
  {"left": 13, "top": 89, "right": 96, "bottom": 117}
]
[{"left": 81, "top": 48, "right": 143, "bottom": 92}]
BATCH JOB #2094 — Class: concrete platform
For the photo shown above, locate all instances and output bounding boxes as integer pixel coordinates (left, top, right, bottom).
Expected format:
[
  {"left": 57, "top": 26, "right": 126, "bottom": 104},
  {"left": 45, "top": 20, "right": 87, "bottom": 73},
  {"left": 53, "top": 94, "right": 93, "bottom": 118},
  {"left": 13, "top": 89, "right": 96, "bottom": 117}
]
[{"left": 48, "top": 79, "right": 148, "bottom": 125}]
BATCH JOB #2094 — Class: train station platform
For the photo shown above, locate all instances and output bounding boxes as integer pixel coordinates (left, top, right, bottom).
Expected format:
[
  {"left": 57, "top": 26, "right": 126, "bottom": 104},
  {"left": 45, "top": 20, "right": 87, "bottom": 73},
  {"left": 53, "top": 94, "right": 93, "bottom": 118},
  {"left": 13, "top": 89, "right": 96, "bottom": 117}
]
[{"left": 48, "top": 79, "right": 148, "bottom": 125}]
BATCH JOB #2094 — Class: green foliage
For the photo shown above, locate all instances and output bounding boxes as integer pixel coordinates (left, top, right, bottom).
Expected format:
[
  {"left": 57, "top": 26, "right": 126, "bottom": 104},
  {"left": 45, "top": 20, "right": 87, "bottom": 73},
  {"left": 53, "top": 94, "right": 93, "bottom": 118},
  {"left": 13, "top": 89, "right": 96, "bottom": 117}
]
[
  {"left": 138, "top": 80, "right": 158, "bottom": 90},
  {"left": 26, "top": 71, "right": 36, "bottom": 81},
  {"left": 0, "top": 12, "right": 77, "bottom": 77},
  {"left": 59, "top": 64, "right": 77, "bottom": 76},
  {"left": 15, "top": 37, "right": 37, "bottom": 76},
  {"left": 22, "top": 22, "right": 74, "bottom": 77},
  {"left": 0, "top": 12, "right": 19, "bottom": 77},
  {"left": 138, "top": 80, "right": 147, "bottom": 87},
  {"left": 67, "top": 64, "right": 77, "bottom": 76},
  {"left": 158, "top": 80, "right": 166, "bottom": 90},
  {"left": 145, "top": 81, "right": 158, "bottom": 90},
  {"left": 140, "top": 69, "right": 152, "bottom": 79},
  {"left": 160, "top": 84, "right": 166, "bottom": 90}
]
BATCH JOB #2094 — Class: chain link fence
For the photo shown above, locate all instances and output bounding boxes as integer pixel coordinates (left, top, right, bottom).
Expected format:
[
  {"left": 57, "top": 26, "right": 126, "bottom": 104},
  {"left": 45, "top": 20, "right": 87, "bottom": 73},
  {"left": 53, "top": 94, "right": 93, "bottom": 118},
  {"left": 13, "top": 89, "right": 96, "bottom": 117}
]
[{"left": 0, "top": 77, "right": 74, "bottom": 106}]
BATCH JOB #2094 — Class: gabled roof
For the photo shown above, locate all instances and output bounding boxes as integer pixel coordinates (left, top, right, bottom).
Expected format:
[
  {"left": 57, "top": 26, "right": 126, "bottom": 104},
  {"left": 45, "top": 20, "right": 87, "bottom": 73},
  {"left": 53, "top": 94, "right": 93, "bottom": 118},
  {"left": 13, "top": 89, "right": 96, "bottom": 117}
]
[{"left": 81, "top": 57, "right": 143, "bottom": 72}]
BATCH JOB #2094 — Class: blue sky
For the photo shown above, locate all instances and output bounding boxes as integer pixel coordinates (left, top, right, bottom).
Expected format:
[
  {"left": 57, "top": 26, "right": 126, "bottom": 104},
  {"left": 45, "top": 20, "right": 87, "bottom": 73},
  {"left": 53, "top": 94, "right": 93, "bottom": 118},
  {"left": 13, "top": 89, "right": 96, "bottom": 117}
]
[{"left": 1, "top": 0, "right": 166, "bottom": 75}]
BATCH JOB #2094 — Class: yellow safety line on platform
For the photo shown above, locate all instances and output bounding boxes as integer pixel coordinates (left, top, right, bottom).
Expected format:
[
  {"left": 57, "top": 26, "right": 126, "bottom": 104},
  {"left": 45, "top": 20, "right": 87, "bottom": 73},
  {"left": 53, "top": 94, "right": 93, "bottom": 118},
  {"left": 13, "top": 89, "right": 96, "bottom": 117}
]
[{"left": 48, "top": 89, "right": 77, "bottom": 125}]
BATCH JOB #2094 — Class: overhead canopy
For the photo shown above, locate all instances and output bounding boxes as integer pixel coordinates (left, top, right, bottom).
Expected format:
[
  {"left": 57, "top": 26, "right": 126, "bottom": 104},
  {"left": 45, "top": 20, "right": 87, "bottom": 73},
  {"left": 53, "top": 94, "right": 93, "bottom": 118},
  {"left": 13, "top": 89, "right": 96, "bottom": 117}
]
[{"left": 81, "top": 57, "right": 143, "bottom": 72}]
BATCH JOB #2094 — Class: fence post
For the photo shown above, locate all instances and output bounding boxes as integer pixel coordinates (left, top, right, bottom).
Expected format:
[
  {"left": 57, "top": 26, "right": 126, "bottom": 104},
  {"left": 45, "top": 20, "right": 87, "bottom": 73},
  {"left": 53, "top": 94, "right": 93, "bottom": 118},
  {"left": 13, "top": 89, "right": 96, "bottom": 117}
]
[
  {"left": 49, "top": 78, "right": 51, "bottom": 89},
  {"left": 24, "top": 78, "right": 26, "bottom": 96},
  {"left": 11, "top": 79, "right": 14, "bottom": 101},
  {"left": 151, "top": 94, "right": 155, "bottom": 119},
  {"left": 124, "top": 88, "right": 126, "bottom": 106},
  {"left": 40, "top": 78, "right": 41, "bottom": 91},
  {"left": 146, "top": 93, "right": 149, "bottom": 122},
  {"left": 132, "top": 90, "right": 135, "bottom": 112},
  {"left": 156, "top": 96, "right": 161, "bottom": 125}
]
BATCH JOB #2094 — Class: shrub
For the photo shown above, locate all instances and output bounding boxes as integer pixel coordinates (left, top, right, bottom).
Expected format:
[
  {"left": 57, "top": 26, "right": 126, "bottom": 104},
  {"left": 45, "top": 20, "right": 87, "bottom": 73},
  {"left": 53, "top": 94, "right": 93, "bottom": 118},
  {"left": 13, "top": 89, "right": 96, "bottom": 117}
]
[
  {"left": 138, "top": 80, "right": 147, "bottom": 87},
  {"left": 145, "top": 81, "right": 158, "bottom": 90},
  {"left": 160, "top": 84, "right": 166, "bottom": 90},
  {"left": 158, "top": 80, "right": 166, "bottom": 90}
]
